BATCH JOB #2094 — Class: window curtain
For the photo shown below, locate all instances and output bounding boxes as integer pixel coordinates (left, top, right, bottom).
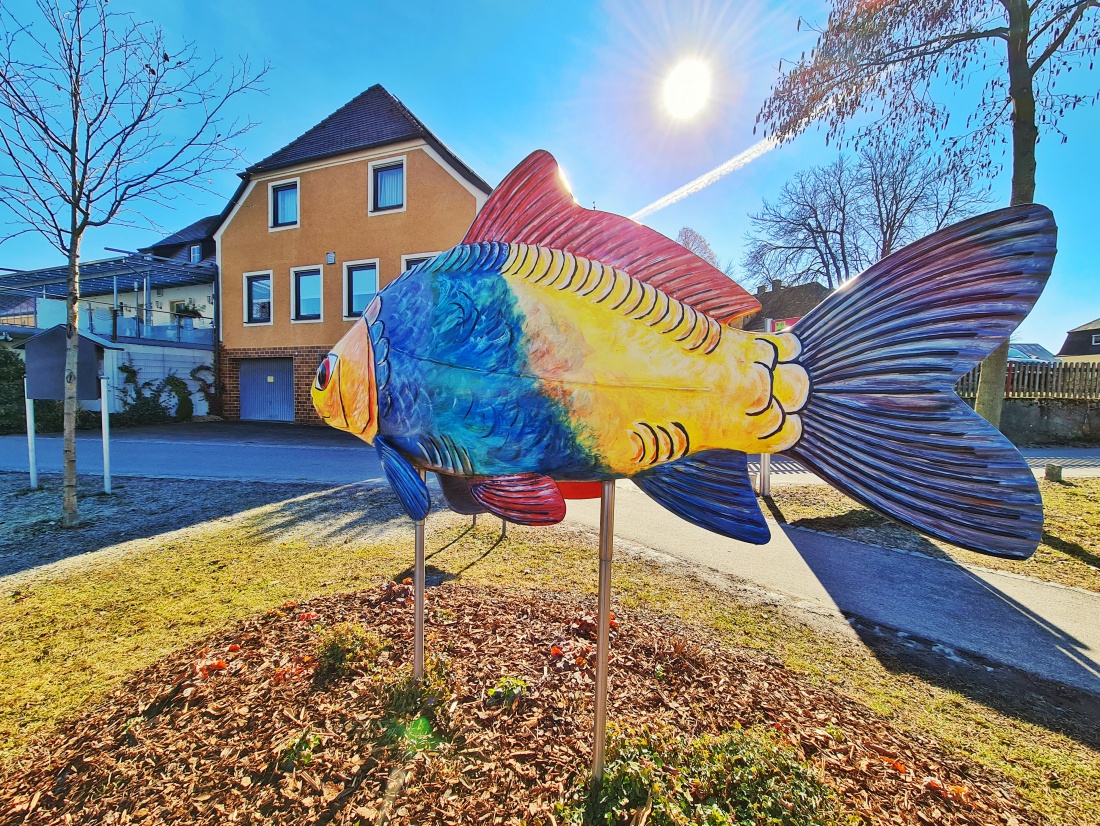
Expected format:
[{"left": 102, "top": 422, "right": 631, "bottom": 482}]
[{"left": 376, "top": 166, "right": 403, "bottom": 209}]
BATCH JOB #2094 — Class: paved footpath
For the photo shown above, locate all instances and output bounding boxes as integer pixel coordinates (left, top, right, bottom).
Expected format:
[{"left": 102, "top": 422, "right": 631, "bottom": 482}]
[
  {"left": 565, "top": 483, "right": 1100, "bottom": 695},
  {"left": 2, "top": 423, "right": 1098, "bottom": 693}
]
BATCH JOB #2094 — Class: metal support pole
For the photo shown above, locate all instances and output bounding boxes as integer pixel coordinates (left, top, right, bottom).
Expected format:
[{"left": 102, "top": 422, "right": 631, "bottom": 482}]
[
  {"left": 413, "top": 469, "right": 427, "bottom": 681},
  {"left": 24, "top": 379, "right": 37, "bottom": 490},
  {"left": 100, "top": 376, "right": 112, "bottom": 494},
  {"left": 591, "top": 479, "right": 616, "bottom": 788},
  {"left": 757, "top": 453, "right": 771, "bottom": 497},
  {"left": 501, "top": 519, "right": 507, "bottom": 539}
]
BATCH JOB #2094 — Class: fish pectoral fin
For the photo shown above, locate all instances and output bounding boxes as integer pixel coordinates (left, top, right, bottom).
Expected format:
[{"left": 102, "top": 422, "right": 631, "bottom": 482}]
[
  {"left": 469, "top": 473, "right": 566, "bottom": 526},
  {"left": 377, "top": 438, "right": 431, "bottom": 521},
  {"left": 632, "top": 450, "right": 770, "bottom": 545},
  {"left": 437, "top": 473, "right": 487, "bottom": 516}
]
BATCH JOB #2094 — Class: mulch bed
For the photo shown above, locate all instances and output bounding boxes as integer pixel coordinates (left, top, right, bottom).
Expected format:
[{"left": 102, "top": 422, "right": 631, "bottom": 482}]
[{"left": 1, "top": 582, "right": 1038, "bottom": 825}]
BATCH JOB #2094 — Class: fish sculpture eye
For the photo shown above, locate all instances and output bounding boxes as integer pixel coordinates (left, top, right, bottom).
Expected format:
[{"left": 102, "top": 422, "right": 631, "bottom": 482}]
[{"left": 315, "top": 354, "right": 337, "bottom": 391}]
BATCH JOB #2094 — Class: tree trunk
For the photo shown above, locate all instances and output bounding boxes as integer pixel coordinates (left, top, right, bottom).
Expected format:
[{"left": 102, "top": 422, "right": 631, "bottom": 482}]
[
  {"left": 974, "top": 0, "right": 1037, "bottom": 428},
  {"left": 61, "top": 233, "right": 82, "bottom": 527}
]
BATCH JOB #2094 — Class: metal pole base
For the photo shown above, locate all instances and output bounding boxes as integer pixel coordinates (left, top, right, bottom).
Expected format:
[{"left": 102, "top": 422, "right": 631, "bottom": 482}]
[
  {"left": 413, "top": 470, "right": 427, "bottom": 681},
  {"left": 591, "top": 479, "right": 616, "bottom": 788}
]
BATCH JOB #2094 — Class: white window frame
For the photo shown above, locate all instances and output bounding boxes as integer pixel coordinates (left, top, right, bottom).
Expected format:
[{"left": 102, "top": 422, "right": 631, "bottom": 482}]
[
  {"left": 401, "top": 251, "right": 441, "bottom": 272},
  {"left": 343, "top": 258, "right": 380, "bottom": 320},
  {"left": 1092, "top": 334, "right": 1100, "bottom": 346},
  {"left": 368, "top": 155, "right": 407, "bottom": 216},
  {"left": 268, "top": 177, "right": 301, "bottom": 232},
  {"left": 242, "top": 270, "right": 274, "bottom": 326},
  {"left": 189, "top": 244, "right": 202, "bottom": 264},
  {"left": 290, "top": 264, "right": 325, "bottom": 324}
]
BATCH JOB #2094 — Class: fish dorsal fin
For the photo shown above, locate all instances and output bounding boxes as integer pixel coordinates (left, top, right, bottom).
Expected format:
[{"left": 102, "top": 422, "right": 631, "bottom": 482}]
[
  {"left": 469, "top": 473, "right": 566, "bottom": 525},
  {"left": 464, "top": 151, "right": 760, "bottom": 324},
  {"left": 632, "top": 449, "right": 771, "bottom": 544}
]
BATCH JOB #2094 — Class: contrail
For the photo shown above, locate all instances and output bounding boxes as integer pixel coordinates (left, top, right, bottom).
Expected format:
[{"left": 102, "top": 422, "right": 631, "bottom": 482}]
[{"left": 630, "top": 134, "right": 780, "bottom": 221}]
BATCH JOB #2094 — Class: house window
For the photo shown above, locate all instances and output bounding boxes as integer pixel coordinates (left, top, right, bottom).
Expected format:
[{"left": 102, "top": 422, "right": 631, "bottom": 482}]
[
  {"left": 370, "top": 159, "right": 405, "bottom": 212},
  {"left": 270, "top": 180, "right": 299, "bottom": 228},
  {"left": 403, "top": 254, "right": 436, "bottom": 272},
  {"left": 1092, "top": 334, "right": 1100, "bottom": 346},
  {"left": 189, "top": 244, "right": 202, "bottom": 264},
  {"left": 292, "top": 267, "right": 322, "bottom": 322},
  {"left": 245, "top": 273, "right": 271, "bottom": 324},
  {"left": 345, "top": 261, "right": 378, "bottom": 318}
]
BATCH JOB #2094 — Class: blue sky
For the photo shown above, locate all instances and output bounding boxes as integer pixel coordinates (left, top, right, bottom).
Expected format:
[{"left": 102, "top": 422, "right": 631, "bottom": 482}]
[{"left": 2, "top": 0, "right": 1097, "bottom": 351}]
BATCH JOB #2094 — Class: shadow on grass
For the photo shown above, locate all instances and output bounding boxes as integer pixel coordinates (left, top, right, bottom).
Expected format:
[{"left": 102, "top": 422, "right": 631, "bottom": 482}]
[
  {"left": 1042, "top": 531, "right": 1100, "bottom": 570},
  {"left": 0, "top": 472, "right": 341, "bottom": 581}
]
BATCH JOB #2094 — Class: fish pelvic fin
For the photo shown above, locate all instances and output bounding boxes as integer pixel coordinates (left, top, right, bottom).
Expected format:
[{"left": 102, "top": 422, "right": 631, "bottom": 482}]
[
  {"left": 789, "top": 204, "right": 1057, "bottom": 559},
  {"left": 633, "top": 450, "right": 770, "bottom": 544},
  {"left": 464, "top": 150, "right": 760, "bottom": 324}
]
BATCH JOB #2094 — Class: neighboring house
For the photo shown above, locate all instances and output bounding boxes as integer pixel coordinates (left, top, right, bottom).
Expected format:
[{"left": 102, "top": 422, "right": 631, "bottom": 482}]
[
  {"left": 1057, "top": 317, "right": 1100, "bottom": 362},
  {"left": 741, "top": 280, "right": 832, "bottom": 332},
  {"left": 1007, "top": 343, "right": 1057, "bottom": 362},
  {"left": 0, "top": 218, "right": 219, "bottom": 414},
  {"left": 215, "top": 84, "right": 491, "bottom": 424}
]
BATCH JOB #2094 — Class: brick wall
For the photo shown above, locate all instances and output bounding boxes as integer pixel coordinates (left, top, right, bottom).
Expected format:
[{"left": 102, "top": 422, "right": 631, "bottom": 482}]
[{"left": 219, "top": 345, "right": 329, "bottom": 424}]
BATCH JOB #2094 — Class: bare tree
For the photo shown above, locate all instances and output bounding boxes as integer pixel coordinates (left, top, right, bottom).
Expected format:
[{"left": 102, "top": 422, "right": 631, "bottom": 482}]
[
  {"left": 676, "top": 227, "right": 721, "bottom": 267},
  {"left": 741, "top": 154, "right": 861, "bottom": 289},
  {"left": 743, "top": 143, "right": 988, "bottom": 288},
  {"left": 755, "top": 0, "right": 1100, "bottom": 426},
  {"left": 0, "top": 0, "right": 266, "bottom": 526}
]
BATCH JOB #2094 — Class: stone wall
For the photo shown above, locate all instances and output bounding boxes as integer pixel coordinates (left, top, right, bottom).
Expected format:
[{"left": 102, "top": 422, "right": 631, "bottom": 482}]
[
  {"left": 961, "top": 398, "right": 1100, "bottom": 445},
  {"left": 999, "top": 399, "right": 1099, "bottom": 445}
]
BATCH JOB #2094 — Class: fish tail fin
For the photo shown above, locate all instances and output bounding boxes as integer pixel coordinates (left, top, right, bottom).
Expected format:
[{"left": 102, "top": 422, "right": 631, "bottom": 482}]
[{"left": 788, "top": 204, "right": 1056, "bottom": 559}]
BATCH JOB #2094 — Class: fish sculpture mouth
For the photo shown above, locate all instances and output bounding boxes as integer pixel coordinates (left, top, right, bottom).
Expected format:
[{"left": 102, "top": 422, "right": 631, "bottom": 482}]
[{"left": 310, "top": 320, "right": 378, "bottom": 443}]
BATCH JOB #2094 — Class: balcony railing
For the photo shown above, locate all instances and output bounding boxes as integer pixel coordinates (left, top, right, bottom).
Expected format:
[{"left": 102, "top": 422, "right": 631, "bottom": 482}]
[
  {"left": 0, "top": 295, "right": 213, "bottom": 346},
  {"left": 82, "top": 301, "right": 214, "bottom": 345}
]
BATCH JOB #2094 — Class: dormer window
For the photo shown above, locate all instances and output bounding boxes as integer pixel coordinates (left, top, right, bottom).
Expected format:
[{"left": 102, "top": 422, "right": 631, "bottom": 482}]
[
  {"left": 189, "top": 244, "right": 202, "bottom": 264},
  {"left": 269, "top": 179, "right": 300, "bottom": 229},
  {"left": 369, "top": 157, "right": 405, "bottom": 214}
]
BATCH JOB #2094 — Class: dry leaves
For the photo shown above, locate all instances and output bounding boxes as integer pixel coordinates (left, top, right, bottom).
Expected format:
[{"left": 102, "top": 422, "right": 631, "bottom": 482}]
[{"left": 0, "top": 583, "right": 1040, "bottom": 825}]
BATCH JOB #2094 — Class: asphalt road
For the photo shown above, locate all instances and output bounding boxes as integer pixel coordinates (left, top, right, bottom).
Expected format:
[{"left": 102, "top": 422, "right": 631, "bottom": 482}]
[{"left": 2, "top": 421, "right": 1098, "bottom": 693}]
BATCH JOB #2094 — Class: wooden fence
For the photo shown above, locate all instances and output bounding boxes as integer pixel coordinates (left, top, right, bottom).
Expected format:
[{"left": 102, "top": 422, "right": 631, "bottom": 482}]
[{"left": 955, "top": 361, "right": 1100, "bottom": 400}]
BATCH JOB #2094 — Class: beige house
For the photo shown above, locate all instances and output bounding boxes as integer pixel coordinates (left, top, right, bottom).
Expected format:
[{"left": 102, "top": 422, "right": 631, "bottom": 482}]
[{"left": 215, "top": 85, "right": 491, "bottom": 423}]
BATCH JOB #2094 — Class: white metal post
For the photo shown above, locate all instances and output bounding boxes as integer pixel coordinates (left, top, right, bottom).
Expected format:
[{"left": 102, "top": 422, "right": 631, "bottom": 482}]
[
  {"left": 591, "top": 479, "right": 616, "bottom": 788},
  {"left": 757, "top": 453, "right": 772, "bottom": 497},
  {"left": 413, "top": 469, "right": 427, "bottom": 681},
  {"left": 100, "top": 375, "right": 111, "bottom": 494},
  {"left": 24, "top": 378, "right": 37, "bottom": 490}
]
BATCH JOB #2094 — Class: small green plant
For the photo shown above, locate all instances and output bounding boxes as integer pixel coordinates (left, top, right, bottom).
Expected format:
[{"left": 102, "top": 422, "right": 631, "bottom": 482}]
[
  {"left": 557, "top": 724, "right": 839, "bottom": 826},
  {"left": 379, "top": 658, "right": 451, "bottom": 753},
  {"left": 279, "top": 730, "right": 322, "bottom": 772},
  {"left": 486, "top": 676, "right": 528, "bottom": 707},
  {"left": 314, "top": 622, "right": 385, "bottom": 676}
]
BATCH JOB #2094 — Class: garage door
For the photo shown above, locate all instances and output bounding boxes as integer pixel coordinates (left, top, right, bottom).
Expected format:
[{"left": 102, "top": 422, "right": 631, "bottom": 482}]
[{"left": 239, "top": 358, "right": 294, "bottom": 422}]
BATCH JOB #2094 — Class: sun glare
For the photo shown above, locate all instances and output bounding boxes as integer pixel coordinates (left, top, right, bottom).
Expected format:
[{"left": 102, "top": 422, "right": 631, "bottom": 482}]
[{"left": 662, "top": 58, "right": 712, "bottom": 120}]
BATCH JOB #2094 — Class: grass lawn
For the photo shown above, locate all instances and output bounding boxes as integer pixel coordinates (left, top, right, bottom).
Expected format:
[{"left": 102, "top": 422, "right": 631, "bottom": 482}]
[
  {"left": 1, "top": 474, "right": 1099, "bottom": 823},
  {"left": 763, "top": 479, "right": 1100, "bottom": 593}
]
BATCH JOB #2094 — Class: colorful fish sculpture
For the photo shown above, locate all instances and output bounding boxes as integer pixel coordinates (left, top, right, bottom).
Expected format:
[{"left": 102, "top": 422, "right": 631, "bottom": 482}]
[{"left": 312, "top": 151, "right": 1056, "bottom": 560}]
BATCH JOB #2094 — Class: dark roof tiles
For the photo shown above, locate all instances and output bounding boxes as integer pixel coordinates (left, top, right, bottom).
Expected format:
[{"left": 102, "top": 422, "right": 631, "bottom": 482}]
[
  {"left": 246, "top": 84, "right": 490, "bottom": 194},
  {"left": 140, "top": 215, "right": 221, "bottom": 251}
]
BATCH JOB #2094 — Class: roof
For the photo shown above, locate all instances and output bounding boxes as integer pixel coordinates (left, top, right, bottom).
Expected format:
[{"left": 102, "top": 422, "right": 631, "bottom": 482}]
[
  {"left": 0, "top": 254, "right": 216, "bottom": 300},
  {"left": 1068, "top": 316, "right": 1100, "bottom": 333},
  {"left": 245, "top": 84, "right": 491, "bottom": 194},
  {"left": 743, "top": 281, "right": 832, "bottom": 330},
  {"left": 14, "top": 324, "right": 122, "bottom": 351},
  {"left": 139, "top": 215, "right": 221, "bottom": 251},
  {"left": 1008, "top": 343, "right": 1057, "bottom": 361}
]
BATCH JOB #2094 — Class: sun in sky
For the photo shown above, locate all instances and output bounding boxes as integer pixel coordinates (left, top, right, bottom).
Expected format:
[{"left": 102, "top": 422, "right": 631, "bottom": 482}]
[{"left": 662, "top": 57, "right": 713, "bottom": 120}]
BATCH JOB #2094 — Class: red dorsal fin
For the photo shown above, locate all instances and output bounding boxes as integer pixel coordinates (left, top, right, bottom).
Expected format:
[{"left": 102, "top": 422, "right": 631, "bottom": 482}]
[
  {"left": 469, "top": 473, "right": 566, "bottom": 525},
  {"left": 465, "top": 150, "right": 761, "bottom": 324}
]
